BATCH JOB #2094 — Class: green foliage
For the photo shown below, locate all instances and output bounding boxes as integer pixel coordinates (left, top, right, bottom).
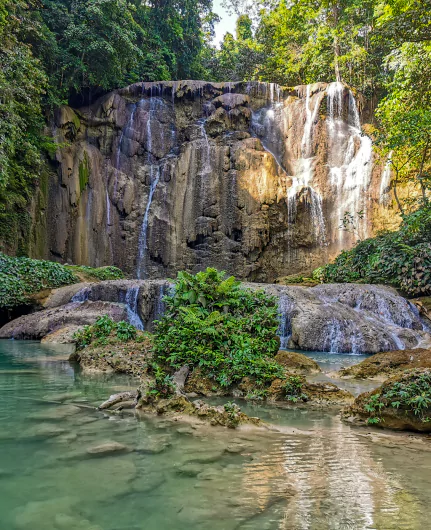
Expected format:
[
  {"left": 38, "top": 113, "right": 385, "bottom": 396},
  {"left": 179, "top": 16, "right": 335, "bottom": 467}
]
[
  {"left": 74, "top": 315, "right": 137, "bottom": 351},
  {"left": 0, "top": 252, "right": 77, "bottom": 309},
  {"left": 284, "top": 375, "right": 308, "bottom": 403},
  {"left": 223, "top": 400, "right": 241, "bottom": 425},
  {"left": 67, "top": 265, "right": 124, "bottom": 281},
  {"left": 146, "top": 362, "right": 175, "bottom": 399},
  {"left": 0, "top": 1, "right": 55, "bottom": 239},
  {"left": 153, "top": 268, "right": 283, "bottom": 389},
  {"left": 364, "top": 370, "right": 431, "bottom": 424},
  {"left": 320, "top": 206, "right": 431, "bottom": 296}
]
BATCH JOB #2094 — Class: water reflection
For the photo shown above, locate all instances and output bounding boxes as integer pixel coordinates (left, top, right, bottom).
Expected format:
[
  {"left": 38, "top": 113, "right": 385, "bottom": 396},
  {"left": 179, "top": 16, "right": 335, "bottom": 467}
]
[{"left": 0, "top": 340, "right": 429, "bottom": 530}]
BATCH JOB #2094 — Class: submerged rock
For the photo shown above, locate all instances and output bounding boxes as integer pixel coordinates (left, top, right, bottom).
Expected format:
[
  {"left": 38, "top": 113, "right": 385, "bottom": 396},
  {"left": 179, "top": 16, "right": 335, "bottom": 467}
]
[
  {"left": 136, "top": 395, "right": 261, "bottom": 429},
  {"left": 335, "top": 348, "right": 431, "bottom": 380},
  {"left": 86, "top": 441, "right": 131, "bottom": 457}
]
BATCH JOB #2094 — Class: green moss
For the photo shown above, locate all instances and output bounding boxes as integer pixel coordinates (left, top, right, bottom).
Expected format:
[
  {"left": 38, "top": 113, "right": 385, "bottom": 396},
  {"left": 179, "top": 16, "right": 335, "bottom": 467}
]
[{"left": 78, "top": 152, "right": 90, "bottom": 192}]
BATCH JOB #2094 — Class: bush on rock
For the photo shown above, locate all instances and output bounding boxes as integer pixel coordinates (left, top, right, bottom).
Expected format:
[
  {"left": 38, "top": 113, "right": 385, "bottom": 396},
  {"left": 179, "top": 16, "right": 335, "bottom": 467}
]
[
  {"left": 319, "top": 206, "right": 431, "bottom": 296},
  {"left": 153, "top": 268, "right": 283, "bottom": 389}
]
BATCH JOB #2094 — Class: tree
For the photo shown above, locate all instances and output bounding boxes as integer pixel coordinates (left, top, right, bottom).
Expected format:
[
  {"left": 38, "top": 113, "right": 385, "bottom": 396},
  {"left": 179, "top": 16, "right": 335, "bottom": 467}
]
[{"left": 0, "top": 1, "right": 50, "bottom": 235}]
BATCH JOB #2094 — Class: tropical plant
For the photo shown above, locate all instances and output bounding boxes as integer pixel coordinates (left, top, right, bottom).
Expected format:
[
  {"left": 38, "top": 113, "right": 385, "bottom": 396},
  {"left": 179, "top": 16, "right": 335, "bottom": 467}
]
[
  {"left": 74, "top": 315, "right": 138, "bottom": 350},
  {"left": 284, "top": 375, "right": 308, "bottom": 402},
  {"left": 153, "top": 268, "right": 283, "bottom": 389},
  {"left": 320, "top": 206, "right": 431, "bottom": 296},
  {"left": 0, "top": 252, "right": 77, "bottom": 309},
  {"left": 363, "top": 370, "right": 431, "bottom": 425}
]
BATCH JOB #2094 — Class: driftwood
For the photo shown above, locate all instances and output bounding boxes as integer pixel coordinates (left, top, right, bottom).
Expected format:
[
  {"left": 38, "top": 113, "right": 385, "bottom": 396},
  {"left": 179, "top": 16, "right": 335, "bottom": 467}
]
[{"left": 98, "top": 391, "right": 138, "bottom": 410}]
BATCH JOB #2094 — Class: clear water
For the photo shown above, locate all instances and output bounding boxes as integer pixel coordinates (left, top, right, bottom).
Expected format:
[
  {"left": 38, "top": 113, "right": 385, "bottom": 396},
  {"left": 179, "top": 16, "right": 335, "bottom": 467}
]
[{"left": 1, "top": 341, "right": 431, "bottom": 529}]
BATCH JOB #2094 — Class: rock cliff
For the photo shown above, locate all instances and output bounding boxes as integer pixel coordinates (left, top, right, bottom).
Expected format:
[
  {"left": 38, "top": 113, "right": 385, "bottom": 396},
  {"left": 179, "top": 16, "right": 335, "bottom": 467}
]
[{"left": 33, "top": 81, "right": 398, "bottom": 281}]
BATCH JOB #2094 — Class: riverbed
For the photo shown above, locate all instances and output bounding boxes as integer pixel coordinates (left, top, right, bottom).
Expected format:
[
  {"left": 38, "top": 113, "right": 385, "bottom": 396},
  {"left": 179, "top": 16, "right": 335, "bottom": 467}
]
[{"left": 0, "top": 340, "right": 430, "bottom": 529}]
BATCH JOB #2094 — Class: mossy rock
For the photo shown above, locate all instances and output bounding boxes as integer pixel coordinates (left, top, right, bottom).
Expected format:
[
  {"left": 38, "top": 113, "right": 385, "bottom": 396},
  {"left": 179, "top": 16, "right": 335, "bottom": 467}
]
[
  {"left": 275, "top": 350, "right": 321, "bottom": 374},
  {"left": 343, "top": 369, "right": 431, "bottom": 432},
  {"left": 184, "top": 368, "right": 229, "bottom": 396},
  {"left": 336, "top": 349, "right": 431, "bottom": 380}
]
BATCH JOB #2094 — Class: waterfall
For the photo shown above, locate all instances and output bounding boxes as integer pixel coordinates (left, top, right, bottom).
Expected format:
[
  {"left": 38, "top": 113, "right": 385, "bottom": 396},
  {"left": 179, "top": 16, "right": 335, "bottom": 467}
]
[
  {"left": 72, "top": 287, "right": 91, "bottom": 303},
  {"left": 326, "top": 82, "right": 373, "bottom": 244},
  {"left": 197, "top": 118, "right": 211, "bottom": 177},
  {"left": 137, "top": 166, "right": 160, "bottom": 280},
  {"left": 278, "top": 294, "right": 294, "bottom": 349},
  {"left": 136, "top": 96, "right": 164, "bottom": 279},
  {"left": 124, "top": 286, "right": 144, "bottom": 330},
  {"left": 114, "top": 102, "right": 139, "bottom": 196},
  {"left": 288, "top": 85, "right": 327, "bottom": 244}
]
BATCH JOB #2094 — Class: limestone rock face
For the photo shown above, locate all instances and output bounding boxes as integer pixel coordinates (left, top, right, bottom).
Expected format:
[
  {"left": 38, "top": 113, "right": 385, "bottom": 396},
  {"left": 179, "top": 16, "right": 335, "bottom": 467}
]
[{"left": 31, "top": 80, "right": 398, "bottom": 281}]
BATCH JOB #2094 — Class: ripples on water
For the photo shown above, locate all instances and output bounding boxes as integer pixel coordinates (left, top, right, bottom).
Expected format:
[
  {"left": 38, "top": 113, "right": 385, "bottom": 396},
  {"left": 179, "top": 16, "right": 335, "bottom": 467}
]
[{"left": 0, "top": 341, "right": 430, "bottom": 529}]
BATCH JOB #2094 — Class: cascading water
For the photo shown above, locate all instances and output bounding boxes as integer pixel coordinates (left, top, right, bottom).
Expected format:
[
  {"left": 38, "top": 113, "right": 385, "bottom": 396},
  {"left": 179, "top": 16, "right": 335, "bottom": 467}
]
[
  {"left": 72, "top": 287, "right": 91, "bottom": 303},
  {"left": 136, "top": 97, "right": 163, "bottom": 279},
  {"left": 380, "top": 151, "right": 393, "bottom": 205},
  {"left": 137, "top": 166, "right": 160, "bottom": 280},
  {"left": 124, "top": 286, "right": 144, "bottom": 330},
  {"left": 288, "top": 85, "right": 327, "bottom": 245},
  {"left": 278, "top": 294, "right": 294, "bottom": 349},
  {"left": 326, "top": 82, "right": 373, "bottom": 244}
]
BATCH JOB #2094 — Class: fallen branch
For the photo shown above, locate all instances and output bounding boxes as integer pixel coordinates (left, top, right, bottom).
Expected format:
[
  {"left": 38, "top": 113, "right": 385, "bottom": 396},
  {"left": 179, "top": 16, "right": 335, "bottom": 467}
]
[{"left": 98, "top": 391, "right": 137, "bottom": 410}]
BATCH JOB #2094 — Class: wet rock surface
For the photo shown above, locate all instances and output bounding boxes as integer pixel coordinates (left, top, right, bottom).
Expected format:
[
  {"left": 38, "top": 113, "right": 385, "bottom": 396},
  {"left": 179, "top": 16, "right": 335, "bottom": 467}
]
[
  {"left": 0, "top": 301, "right": 128, "bottom": 340},
  {"left": 274, "top": 350, "right": 321, "bottom": 374},
  {"left": 3, "top": 279, "right": 429, "bottom": 355}
]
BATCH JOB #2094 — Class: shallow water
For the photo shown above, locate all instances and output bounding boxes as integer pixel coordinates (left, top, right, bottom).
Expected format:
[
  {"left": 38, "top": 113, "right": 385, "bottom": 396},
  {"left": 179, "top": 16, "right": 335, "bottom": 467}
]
[{"left": 1, "top": 341, "right": 431, "bottom": 530}]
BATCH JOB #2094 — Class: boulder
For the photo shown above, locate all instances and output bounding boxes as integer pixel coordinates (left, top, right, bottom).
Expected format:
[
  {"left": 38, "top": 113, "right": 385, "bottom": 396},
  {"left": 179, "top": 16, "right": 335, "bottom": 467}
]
[
  {"left": 274, "top": 350, "right": 321, "bottom": 374},
  {"left": 41, "top": 325, "right": 82, "bottom": 344},
  {"left": 0, "top": 301, "right": 128, "bottom": 340},
  {"left": 335, "top": 348, "right": 431, "bottom": 380}
]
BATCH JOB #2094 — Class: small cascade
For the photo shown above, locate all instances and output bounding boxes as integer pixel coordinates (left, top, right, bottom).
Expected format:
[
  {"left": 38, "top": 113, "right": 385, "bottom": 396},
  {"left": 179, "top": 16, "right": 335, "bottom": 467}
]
[
  {"left": 154, "top": 284, "right": 167, "bottom": 322},
  {"left": 326, "top": 82, "right": 373, "bottom": 244},
  {"left": 114, "top": 102, "right": 139, "bottom": 195},
  {"left": 277, "top": 294, "right": 294, "bottom": 349},
  {"left": 197, "top": 118, "right": 211, "bottom": 177},
  {"left": 124, "top": 286, "right": 144, "bottom": 330},
  {"left": 72, "top": 287, "right": 91, "bottom": 303},
  {"left": 137, "top": 166, "right": 160, "bottom": 279},
  {"left": 380, "top": 151, "right": 393, "bottom": 204}
]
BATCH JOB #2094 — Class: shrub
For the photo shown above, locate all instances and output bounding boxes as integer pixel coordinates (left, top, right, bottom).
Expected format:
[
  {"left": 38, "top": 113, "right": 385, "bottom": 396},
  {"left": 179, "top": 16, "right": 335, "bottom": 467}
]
[
  {"left": 74, "top": 316, "right": 138, "bottom": 350},
  {"left": 153, "top": 268, "right": 283, "bottom": 388},
  {"left": 363, "top": 370, "right": 431, "bottom": 425},
  {"left": 67, "top": 265, "right": 124, "bottom": 281},
  {"left": 319, "top": 206, "right": 431, "bottom": 296},
  {"left": 0, "top": 253, "right": 77, "bottom": 309},
  {"left": 284, "top": 375, "right": 308, "bottom": 402}
]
